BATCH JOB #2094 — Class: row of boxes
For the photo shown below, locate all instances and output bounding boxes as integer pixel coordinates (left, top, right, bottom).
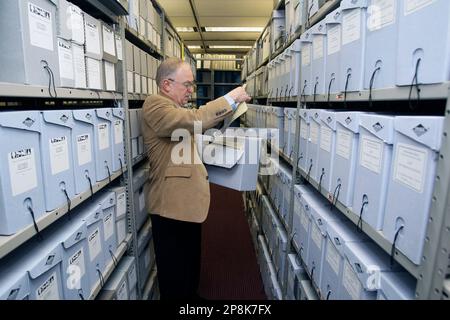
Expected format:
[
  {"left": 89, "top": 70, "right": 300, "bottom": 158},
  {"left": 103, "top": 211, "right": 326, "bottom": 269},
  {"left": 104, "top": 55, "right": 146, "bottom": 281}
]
[
  {"left": 256, "top": 235, "right": 283, "bottom": 300},
  {"left": 125, "top": 40, "right": 160, "bottom": 95},
  {"left": 98, "top": 256, "right": 138, "bottom": 300},
  {"left": 136, "top": 219, "right": 156, "bottom": 292},
  {"left": 0, "top": 0, "right": 123, "bottom": 91},
  {"left": 299, "top": 109, "right": 443, "bottom": 265},
  {"left": 266, "top": 0, "right": 450, "bottom": 99},
  {"left": 0, "top": 108, "right": 126, "bottom": 235},
  {"left": 133, "top": 165, "right": 150, "bottom": 231},
  {"left": 128, "top": 108, "right": 146, "bottom": 160},
  {"left": 0, "top": 189, "right": 128, "bottom": 300},
  {"left": 291, "top": 184, "right": 416, "bottom": 300},
  {"left": 127, "top": 0, "right": 162, "bottom": 51}
]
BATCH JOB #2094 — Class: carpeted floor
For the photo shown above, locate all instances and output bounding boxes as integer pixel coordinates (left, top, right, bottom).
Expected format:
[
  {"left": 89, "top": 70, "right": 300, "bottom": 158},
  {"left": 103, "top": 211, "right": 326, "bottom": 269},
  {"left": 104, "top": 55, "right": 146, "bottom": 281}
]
[{"left": 198, "top": 183, "right": 267, "bottom": 300}]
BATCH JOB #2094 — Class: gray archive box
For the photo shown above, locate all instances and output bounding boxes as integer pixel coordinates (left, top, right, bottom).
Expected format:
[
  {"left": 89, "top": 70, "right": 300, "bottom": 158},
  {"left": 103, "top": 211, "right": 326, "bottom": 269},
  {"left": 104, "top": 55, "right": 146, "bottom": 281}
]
[
  {"left": 352, "top": 114, "right": 395, "bottom": 231},
  {"left": 311, "top": 20, "right": 327, "bottom": 95},
  {"left": 396, "top": 0, "right": 450, "bottom": 86},
  {"left": 111, "top": 108, "right": 126, "bottom": 172},
  {"left": 101, "top": 23, "right": 118, "bottom": 63},
  {"left": 98, "top": 192, "right": 118, "bottom": 268},
  {"left": 339, "top": 0, "right": 368, "bottom": 93},
  {"left": 84, "top": 13, "right": 103, "bottom": 60},
  {"left": 306, "top": 109, "right": 321, "bottom": 183},
  {"left": 133, "top": 45, "right": 141, "bottom": 72},
  {"left": 331, "top": 112, "right": 363, "bottom": 207},
  {"left": 299, "top": 30, "right": 313, "bottom": 96},
  {"left": 0, "top": 0, "right": 60, "bottom": 87},
  {"left": 103, "top": 60, "right": 117, "bottom": 92},
  {"left": 364, "top": 0, "right": 399, "bottom": 90},
  {"left": 97, "top": 267, "right": 129, "bottom": 300},
  {"left": 0, "top": 260, "right": 30, "bottom": 300},
  {"left": 292, "top": 188, "right": 313, "bottom": 265},
  {"left": 317, "top": 110, "right": 337, "bottom": 194},
  {"left": 56, "top": 0, "right": 85, "bottom": 45},
  {"left": 0, "top": 111, "right": 46, "bottom": 236},
  {"left": 57, "top": 38, "right": 75, "bottom": 88},
  {"left": 299, "top": 110, "right": 310, "bottom": 172},
  {"left": 133, "top": 166, "right": 149, "bottom": 231},
  {"left": 78, "top": 201, "right": 106, "bottom": 295},
  {"left": 324, "top": 8, "right": 342, "bottom": 95},
  {"left": 321, "top": 219, "right": 367, "bottom": 300},
  {"left": 93, "top": 108, "right": 114, "bottom": 182},
  {"left": 40, "top": 110, "right": 76, "bottom": 212},
  {"left": 47, "top": 215, "right": 91, "bottom": 300},
  {"left": 383, "top": 116, "right": 444, "bottom": 265},
  {"left": 72, "top": 109, "right": 96, "bottom": 196},
  {"left": 128, "top": 109, "right": 140, "bottom": 160},
  {"left": 377, "top": 272, "right": 416, "bottom": 300}
]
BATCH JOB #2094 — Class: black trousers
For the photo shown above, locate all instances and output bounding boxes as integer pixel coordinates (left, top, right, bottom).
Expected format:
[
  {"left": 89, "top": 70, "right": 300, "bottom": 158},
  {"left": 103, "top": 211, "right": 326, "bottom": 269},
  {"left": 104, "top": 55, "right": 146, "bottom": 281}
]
[{"left": 150, "top": 214, "right": 202, "bottom": 300}]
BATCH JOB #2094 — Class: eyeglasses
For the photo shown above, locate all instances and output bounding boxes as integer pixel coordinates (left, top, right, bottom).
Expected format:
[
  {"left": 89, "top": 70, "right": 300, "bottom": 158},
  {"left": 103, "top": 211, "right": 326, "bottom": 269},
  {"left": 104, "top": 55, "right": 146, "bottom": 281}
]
[{"left": 167, "top": 78, "right": 197, "bottom": 90}]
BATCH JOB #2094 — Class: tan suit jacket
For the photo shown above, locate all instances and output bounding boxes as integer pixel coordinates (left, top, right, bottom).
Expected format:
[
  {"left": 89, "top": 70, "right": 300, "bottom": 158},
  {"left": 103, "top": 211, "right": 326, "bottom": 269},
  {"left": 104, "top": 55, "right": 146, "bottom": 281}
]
[{"left": 141, "top": 93, "right": 233, "bottom": 223}]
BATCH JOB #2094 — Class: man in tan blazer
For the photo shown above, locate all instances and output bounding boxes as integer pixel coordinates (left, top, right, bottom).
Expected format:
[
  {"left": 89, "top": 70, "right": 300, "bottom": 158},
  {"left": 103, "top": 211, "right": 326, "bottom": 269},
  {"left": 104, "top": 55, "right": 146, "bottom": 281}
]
[{"left": 141, "top": 57, "right": 251, "bottom": 300}]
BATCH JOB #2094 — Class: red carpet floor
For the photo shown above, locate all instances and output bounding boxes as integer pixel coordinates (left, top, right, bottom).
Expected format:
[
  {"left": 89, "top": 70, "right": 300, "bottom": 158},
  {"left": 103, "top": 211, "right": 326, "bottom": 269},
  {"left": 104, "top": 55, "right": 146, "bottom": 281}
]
[{"left": 198, "top": 183, "right": 267, "bottom": 300}]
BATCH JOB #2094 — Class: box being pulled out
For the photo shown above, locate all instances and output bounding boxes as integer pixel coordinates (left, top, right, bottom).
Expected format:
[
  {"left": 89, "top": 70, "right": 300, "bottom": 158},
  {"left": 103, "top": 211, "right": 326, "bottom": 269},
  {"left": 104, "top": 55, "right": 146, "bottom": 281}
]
[{"left": 195, "top": 128, "right": 277, "bottom": 191}]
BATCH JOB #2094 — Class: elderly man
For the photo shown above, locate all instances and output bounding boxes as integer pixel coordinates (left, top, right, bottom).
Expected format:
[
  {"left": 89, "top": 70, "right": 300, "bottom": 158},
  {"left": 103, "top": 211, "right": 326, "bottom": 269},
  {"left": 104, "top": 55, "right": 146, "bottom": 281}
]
[{"left": 141, "top": 57, "right": 251, "bottom": 300}]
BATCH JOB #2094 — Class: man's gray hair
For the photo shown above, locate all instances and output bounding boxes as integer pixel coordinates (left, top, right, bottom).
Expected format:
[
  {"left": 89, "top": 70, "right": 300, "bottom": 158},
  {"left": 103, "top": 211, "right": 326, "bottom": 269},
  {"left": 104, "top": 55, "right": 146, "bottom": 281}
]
[{"left": 156, "top": 57, "right": 188, "bottom": 87}]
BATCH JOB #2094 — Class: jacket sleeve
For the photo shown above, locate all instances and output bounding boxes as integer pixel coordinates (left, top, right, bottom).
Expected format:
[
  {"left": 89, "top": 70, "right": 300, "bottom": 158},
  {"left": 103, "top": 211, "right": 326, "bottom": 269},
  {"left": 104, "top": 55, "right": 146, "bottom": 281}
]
[{"left": 142, "top": 96, "right": 233, "bottom": 138}]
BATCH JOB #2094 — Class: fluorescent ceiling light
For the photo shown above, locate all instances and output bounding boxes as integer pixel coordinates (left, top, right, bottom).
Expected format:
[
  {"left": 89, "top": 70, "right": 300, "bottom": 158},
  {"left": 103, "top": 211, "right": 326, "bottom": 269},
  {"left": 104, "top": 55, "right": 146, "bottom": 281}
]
[
  {"left": 204, "top": 27, "right": 264, "bottom": 32},
  {"left": 209, "top": 45, "right": 252, "bottom": 49},
  {"left": 188, "top": 45, "right": 202, "bottom": 49},
  {"left": 176, "top": 27, "right": 195, "bottom": 32}
]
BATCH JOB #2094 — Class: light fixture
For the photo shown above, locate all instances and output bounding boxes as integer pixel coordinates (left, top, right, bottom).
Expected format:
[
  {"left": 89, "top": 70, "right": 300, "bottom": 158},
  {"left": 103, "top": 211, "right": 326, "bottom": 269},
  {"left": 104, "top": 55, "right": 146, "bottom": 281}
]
[
  {"left": 209, "top": 45, "right": 252, "bottom": 49},
  {"left": 204, "top": 27, "right": 264, "bottom": 32},
  {"left": 188, "top": 45, "right": 202, "bottom": 49},
  {"left": 176, "top": 27, "right": 195, "bottom": 32}
]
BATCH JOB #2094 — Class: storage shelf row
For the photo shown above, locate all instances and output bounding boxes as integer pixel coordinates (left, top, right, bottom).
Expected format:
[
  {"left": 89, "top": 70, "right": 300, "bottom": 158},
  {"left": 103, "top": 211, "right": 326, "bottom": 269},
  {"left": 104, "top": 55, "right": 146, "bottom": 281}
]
[
  {"left": 0, "top": 170, "right": 124, "bottom": 259},
  {"left": 125, "top": 26, "right": 163, "bottom": 59}
]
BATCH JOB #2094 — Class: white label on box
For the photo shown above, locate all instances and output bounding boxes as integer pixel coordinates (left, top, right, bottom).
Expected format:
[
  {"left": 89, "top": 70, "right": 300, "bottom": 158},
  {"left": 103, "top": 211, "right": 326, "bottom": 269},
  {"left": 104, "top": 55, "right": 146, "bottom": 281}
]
[
  {"left": 116, "top": 192, "right": 127, "bottom": 218},
  {"left": 70, "top": 7, "right": 85, "bottom": 44},
  {"left": 405, "top": 0, "right": 435, "bottom": 15},
  {"left": 367, "top": 0, "right": 396, "bottom": 31},
  {"left": 301, "top": 43, "right": 311, "bottom": 66},
  {"left": 300, "top": 209, "right": 309, "bottom": 231},
  {"left": 393, "top": 143, "right": 427, "bottom": 193},
  {"left": 142, "top": 76, "right": 148, "bottom": 94},
  {"left": 97, "top": 123, "right": 110, "bottom": 150},
  {"left": 135, "top": 73, "right": 141, "bottom": 93},
  {"left": 310, "top": 122, "right": 319, "bottom": 145},
  {"left": 86, "top": 58, "right": 102, "bottom": 89},
  {"left": 127, "top": 71, "right": 134, "bottom": 92},
  {"left": 326, "top": 241, "right": 341, "bottom": 275},
  {"left": 139, "top": 190, "right": 145, "bottom": 212},
  {"left": 300, "top": 119, "right": 308, "bottom": 139},
  {"left": 85, "top": 21, "right": 101, "bottom": 55},
  {"left": 36, "top": 272, "right": 60, "bottom": 300},
  {"left": 342, "top": 9, "right": 362, "bottom": 46},
  {"left": 104, "top": 61, "right": 116, "bottom": 91},
  {"left": 58, "top": 41, "right": 74, "bottom": 80},
  {"left": 49, "top": 136, "right": 70, "bottom": 175},
  {"left": 311, "top": 222, "right": 322, "bottom": 249},
  {"left": 72, "top": 45, "right": 87, "bottom": 88},
  {"left": 114, "top": 120, "right": 123, "bottom": 144},
  {"left": 342, "top": 259, "right": 362, "bottom": 300},
  {"left": 360, "top": 135, "right": 383, "bottom": 174},
  {"left": 117, "top": 218, "right": 126, "bottom": 244},
  {"left": 320, "top": 126, "right": 333, "bottom": 153},
  {"left": 28, "top": 3, "right": 53, "bottom": 51},
  {"left": 68, "top": 247, "right": 86, "bottom": 279},
  {"left": 102, "top": 25, "right": 115, "bottom": 56},
  {"left": 336, "top": 129, "right": 353, "bottom": 160},
  {"left": 327, "top": 25, "right": 341, "bottom": 55},
  {"left": 76, "top": 134, "right": 92, "bottom": 166},
  {"left": 116, "top": 280, "right": 128, "bottom": 300},
  {"left": 115, "top": 35, "right": 123, "bottom": 60},
  {"left": 8, "top": 148, "right": 38, "bottom": 197},
  {"left": 103, "top": 213, "right": 114, "bottom": 240},
  {"left": 88, "top": 227, "right": 102, "bottom": 261},
  {"left": 313, "top": 35, "right": 324, "bottom": 60}
]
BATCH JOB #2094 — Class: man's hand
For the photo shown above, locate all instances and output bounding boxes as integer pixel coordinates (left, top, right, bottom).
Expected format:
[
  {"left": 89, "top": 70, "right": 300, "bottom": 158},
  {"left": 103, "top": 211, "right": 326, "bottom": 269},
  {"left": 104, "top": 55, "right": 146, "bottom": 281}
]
[{"left": 227, "top": 86, "right": 252, "bottom": 104}]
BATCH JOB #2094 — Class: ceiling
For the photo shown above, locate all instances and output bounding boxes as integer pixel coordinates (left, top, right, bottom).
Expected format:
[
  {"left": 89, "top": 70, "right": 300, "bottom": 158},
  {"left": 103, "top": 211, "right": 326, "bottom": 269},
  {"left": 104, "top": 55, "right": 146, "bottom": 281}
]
[{"left": 157, "top": 0, "right": 275, "bottom": 55}]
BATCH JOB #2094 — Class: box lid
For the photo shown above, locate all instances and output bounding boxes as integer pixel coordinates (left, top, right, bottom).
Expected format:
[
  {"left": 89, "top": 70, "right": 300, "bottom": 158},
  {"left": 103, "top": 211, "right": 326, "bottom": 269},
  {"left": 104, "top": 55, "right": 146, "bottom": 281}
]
[
  {"left": 359, "top": 113, "right": 395, "bottom": 144},
  {"left": 394, "top": 116, "right": 444, "bottom": 151}
]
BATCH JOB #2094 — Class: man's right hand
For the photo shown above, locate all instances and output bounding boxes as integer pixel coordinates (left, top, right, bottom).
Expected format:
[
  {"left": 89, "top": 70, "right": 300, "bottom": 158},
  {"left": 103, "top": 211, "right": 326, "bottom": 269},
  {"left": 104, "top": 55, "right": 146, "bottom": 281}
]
[{"left": 227, "top": 86, "right": 252, "bottom": 104}]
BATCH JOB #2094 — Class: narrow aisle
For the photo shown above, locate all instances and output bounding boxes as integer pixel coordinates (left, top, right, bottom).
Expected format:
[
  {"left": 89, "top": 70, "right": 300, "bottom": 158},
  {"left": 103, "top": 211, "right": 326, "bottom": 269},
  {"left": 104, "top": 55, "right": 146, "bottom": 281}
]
[{"left": 199, "top": 184, "right": 267, "bottom": 300}]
